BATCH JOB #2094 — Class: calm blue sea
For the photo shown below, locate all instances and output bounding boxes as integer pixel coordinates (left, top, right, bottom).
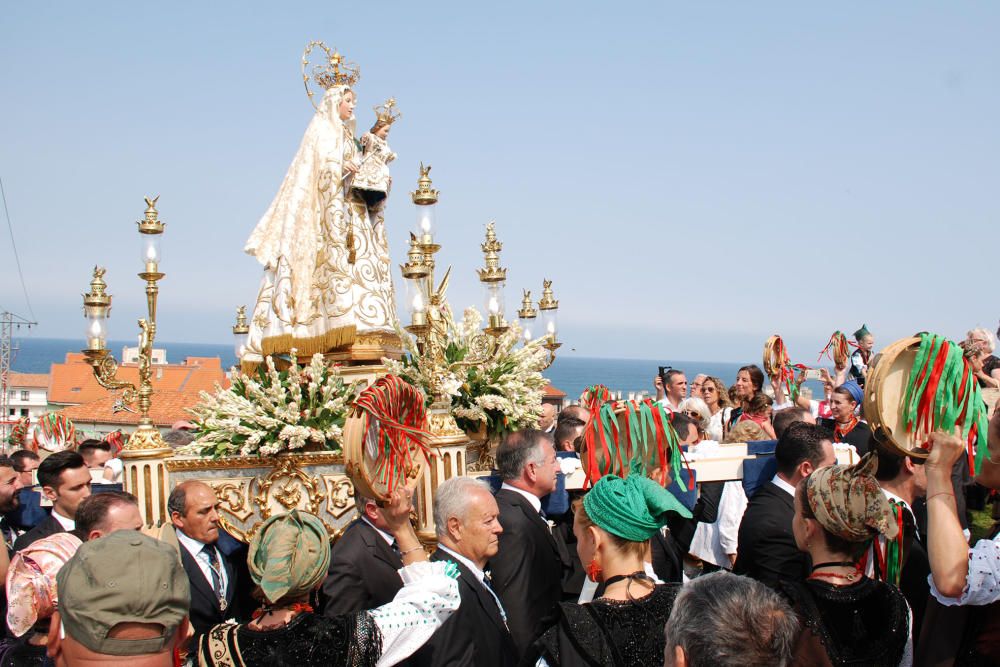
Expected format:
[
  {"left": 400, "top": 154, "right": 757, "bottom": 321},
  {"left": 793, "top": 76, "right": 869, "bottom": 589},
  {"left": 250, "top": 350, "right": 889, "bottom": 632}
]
[{"left": 11, "top": 338, "right": 828, "bottom": 401}]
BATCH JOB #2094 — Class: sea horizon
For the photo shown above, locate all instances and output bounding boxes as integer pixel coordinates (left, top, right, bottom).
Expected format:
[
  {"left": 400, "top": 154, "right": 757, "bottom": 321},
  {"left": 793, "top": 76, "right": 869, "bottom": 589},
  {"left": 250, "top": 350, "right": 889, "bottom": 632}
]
[{"left": 10, "top": 336, "right": 830, "bottom": 402}]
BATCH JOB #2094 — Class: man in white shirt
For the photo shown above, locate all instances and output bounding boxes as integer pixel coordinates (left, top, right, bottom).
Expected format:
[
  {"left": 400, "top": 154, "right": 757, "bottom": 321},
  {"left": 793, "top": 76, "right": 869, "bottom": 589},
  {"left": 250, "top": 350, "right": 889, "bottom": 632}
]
[
  {"left": 410, "top": 476, "right": 516, "bottom": 666},
  {"left": 168, "top": 480, "right": 239, "bottom": 646},
  {"left": 13, "top": 450, "right": 91, "bottom": 551},
  {"left": 655, "top": 369, "right": 688, "bottom": 413}
]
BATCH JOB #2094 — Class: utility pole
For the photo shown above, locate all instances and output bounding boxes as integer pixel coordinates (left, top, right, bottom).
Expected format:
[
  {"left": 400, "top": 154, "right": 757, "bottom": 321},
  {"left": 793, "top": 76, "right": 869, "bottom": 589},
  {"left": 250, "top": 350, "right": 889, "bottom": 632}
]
[{"left": 0, "top": 311, "right": 37, "bottom": 443}]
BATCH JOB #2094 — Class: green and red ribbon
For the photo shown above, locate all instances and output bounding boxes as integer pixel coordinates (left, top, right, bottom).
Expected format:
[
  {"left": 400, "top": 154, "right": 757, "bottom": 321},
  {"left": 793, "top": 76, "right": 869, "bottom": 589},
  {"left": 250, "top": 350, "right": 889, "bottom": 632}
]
[
  {"left": 581, "top": 397, "right": 691, "bottom": 491},
  {"left": 901, "top": 333, "right": 989, "bottom": 473}
]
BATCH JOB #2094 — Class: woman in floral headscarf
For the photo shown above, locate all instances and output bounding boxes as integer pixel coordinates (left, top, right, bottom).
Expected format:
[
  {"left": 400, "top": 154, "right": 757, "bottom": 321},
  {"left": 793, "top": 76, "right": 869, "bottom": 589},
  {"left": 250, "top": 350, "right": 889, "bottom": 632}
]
[
  {"left": 785, "top": 453, "right": 911, "bottom": 666},
  {"left": 1, "top": 533, "right": 81, "bottom": 666}
]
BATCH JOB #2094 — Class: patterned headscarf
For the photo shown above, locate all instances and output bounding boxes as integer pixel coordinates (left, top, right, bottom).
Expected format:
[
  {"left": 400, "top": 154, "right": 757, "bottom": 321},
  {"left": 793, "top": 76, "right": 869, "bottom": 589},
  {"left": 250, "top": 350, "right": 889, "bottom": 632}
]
[
  {"left": 805, "top": 452, "right": 898, "bottom": 543},
  {"left": 6, "top": 532, "right": 82, "bottom": 636},
  {"left": 583, "top": 474, "right": 692, "bottom": 542},
  {"left": 248, "top": 510, "right": 331, "bottom": 604}
]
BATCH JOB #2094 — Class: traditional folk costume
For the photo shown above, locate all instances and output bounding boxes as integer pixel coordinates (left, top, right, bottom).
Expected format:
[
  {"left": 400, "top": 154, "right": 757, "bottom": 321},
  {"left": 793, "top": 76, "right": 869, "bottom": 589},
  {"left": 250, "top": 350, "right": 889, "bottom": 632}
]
[
  {"left": 826, "top": 381, "right": 872, "bottom": 456},
  {"left": 781, "top": 454, "right": 912, "bottom": 666},
  {"left": 528, "top": 475, "right": 690, "bottom": 667},
  {"left": 849, "top": 324, "right": 873, "bottom": 387},
  {"left": 197, "top": 511, "right": 459, "bottom": 667}
]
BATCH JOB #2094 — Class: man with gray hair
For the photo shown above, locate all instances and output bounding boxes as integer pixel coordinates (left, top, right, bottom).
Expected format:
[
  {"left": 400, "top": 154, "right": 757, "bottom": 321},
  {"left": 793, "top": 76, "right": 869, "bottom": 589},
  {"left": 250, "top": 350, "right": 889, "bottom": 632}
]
[
  {"left": 409, "top": 476, "right": 515, "bottom": 666},
  {"left": 489, "top": 428, "right": 566, "bottom": 656},
  {"left": 663, "top": 571, "right": 799, "bottom": 667}
]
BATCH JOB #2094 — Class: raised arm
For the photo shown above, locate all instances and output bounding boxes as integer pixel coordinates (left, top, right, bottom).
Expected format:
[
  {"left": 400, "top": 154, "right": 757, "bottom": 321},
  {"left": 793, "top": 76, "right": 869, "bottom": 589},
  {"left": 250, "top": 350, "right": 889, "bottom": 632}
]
[{"left": 926, "top": 431, "right": 974, "bottom": 599}]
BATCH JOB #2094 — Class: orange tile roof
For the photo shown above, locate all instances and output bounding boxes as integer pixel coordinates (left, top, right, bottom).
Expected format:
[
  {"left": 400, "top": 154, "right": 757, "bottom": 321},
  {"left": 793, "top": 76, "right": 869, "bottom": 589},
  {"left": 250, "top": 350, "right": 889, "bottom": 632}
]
[
  {"left": 543, "top": 382, "right": 567, "bottom": 398},
  {"left": 56, "top": 390, "right": 207, "bottom": 427},
  {"left": 7, "top": 372, "right": 50, "bottom": 388},
  {"left": 48, "top": 352, "right": 229, "bottom": 405}
]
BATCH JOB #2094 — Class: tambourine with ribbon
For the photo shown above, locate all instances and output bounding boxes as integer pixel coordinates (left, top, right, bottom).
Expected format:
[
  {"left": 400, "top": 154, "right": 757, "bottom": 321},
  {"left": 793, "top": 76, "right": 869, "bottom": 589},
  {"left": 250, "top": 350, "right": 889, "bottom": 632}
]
[
  {"left": 819, "top": 331, "right": 851, "bottom": 369},
  {"left": 763, "top": 335, "right": 809, "bottom": 401},
  {"left": 579, "top": 391, "right": 690, "bottom": 491},
  {"left": 343, "top": 375, "right": 431, "bottom": 501},
  {"left": 31, "top": 414, "right": 77, "bottom": 453},
  {"left": 865, "top": 333, "right": 989, "bottom": 472}
]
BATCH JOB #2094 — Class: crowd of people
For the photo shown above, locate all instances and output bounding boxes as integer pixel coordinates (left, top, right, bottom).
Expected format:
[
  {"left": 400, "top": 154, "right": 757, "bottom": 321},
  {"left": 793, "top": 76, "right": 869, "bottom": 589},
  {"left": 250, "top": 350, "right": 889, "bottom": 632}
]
[{"left": 0, "top": 326, "right": 999, "bottom": 665}]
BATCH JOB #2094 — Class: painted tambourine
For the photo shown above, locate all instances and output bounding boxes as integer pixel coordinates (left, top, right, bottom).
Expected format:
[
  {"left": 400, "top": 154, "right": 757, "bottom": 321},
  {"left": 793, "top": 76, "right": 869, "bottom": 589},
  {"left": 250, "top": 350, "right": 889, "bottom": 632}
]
[
  {"left": 865, "top": 334, "right": 989, "bottom": 468},
  {"left": 579, "top": 396, "right": 687, "bottom": 490},
  {"left": 343, "top": 375, "right": 431, "bottom": 501}
]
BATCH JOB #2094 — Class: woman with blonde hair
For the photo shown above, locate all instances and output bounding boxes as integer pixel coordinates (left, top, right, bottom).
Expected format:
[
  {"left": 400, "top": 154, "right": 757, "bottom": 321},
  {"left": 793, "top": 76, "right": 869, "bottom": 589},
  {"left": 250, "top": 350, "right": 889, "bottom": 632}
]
[
  {"left": 700, "top": 376, "right": 733, "bottom": 441},
  {"left": 965, "top": 327, "right": 1000, "bottom": 388}
]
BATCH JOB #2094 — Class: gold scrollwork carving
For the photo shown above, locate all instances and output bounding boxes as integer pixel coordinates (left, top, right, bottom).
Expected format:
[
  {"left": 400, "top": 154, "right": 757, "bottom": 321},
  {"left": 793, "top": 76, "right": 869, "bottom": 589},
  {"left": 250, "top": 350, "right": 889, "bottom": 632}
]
[
  {"left": 207, "top": 479, "right": 254, "bottom": 522},
  {"left": 323, "top": 476, "right": 356, "bottom": 519},
  {"left": 253, "top": 457, "right": 324, "bottom": 520}
]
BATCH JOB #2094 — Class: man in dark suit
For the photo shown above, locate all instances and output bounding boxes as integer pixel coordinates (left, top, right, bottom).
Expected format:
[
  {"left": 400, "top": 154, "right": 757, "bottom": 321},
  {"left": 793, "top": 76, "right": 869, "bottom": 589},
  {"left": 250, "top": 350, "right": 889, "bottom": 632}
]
[
  {"left": 734, "top": 422, "right": 835, "bottom": 589},
  {"left": 13, "top": 450, "right": 92, "bottom": 551},
  {"left": 321, "top": 493, "right": 404, "bottom": 617},
  {"left": 410, "top": 476, "right": 516, "bottom": 666},
  {"left": 167, "top": 480, "right": 239, "bottom": 645},
  {"left": 490, "top": 428, "right": 566, "bottom": 656},
  {"left": 873, "top": 441, "right": 930, "bottom": 637}
]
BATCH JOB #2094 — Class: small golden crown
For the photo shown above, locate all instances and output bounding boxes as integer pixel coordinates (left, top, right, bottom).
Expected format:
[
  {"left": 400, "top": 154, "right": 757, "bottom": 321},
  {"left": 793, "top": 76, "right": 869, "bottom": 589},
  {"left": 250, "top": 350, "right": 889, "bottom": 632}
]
[
  {"left": 301, "top": 41, "right": 361, "bottom": 108},
  {"left": 374, "top": 98, "right": 402, "bottom": 126}
]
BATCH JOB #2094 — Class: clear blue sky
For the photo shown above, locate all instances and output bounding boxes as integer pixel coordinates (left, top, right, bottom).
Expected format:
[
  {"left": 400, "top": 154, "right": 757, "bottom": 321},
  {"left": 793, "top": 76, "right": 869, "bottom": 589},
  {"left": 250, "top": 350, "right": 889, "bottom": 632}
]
[{"left": 1, "top": 2, "right": 996, "bottom": 363}]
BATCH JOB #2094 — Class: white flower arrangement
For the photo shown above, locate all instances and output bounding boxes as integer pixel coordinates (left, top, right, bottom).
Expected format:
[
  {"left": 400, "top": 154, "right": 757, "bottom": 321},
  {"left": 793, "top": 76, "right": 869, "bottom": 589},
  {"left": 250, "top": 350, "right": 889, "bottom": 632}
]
[
  {"left": 385, "top": 306, "right": 549, "bottom": 440},
  {"left": 181, "top": 353, "right": 361, "bottom": 458}
]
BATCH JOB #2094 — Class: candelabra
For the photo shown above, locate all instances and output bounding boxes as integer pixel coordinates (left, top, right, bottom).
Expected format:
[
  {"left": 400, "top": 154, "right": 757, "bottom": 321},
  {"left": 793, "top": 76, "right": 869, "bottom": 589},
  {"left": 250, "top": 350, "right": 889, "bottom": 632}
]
[
  {"left": 399, "top": 165, "right": 562, "bottom": 440},
  {"left": 80, "top": 196, "right": 168, "bottom": 452}
]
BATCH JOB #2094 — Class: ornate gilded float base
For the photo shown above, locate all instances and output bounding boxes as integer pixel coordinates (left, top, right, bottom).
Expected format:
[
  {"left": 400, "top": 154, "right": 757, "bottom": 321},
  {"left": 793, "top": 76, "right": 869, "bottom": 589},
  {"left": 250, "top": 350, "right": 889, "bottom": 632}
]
[{"left": 163, "top": 453, "right": 356, "bottom": 542}]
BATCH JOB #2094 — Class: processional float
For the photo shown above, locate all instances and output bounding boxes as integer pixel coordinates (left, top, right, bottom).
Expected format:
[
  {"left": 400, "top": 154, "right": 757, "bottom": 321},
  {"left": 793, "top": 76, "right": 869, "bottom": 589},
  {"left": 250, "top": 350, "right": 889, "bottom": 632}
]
[{"left": 80, "top": 42, "right": 561, "bottom": 542}]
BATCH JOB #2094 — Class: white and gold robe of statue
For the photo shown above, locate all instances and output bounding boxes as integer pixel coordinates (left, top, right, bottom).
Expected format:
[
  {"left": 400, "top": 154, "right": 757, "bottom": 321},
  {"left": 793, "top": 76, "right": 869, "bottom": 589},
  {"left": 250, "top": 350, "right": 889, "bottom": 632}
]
[{"left": 242, "top": 85, "right": 397, "bottom": 368}]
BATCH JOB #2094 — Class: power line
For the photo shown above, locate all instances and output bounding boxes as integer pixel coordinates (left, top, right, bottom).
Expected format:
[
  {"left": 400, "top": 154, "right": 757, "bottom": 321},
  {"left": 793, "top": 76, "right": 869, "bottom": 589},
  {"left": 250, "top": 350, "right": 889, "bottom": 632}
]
[{"left": 0, "top": 176, "right": 35, "bottom": 320}]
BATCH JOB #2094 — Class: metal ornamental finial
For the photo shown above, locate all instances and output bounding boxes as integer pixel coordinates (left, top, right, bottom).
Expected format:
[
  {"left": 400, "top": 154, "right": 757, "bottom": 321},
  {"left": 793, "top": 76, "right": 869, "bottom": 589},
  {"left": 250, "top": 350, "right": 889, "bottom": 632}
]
[
  {"left": 538, "top": 279, "right": 559, "bottom": 310},
  {"left": 137, "top": 196, "right": 164, "bottom": 234},
  {"left": 477, "top": 222, "right": 507, "bottom": 283},
  {"left": 518, "top": 289, "right": 537, "bottom": 320},
  {"left": 232, "top": 306, "right": 249, "bottom": 335},
  {"left": 411, "top": 163, "right": 439, "bottom": 206}
]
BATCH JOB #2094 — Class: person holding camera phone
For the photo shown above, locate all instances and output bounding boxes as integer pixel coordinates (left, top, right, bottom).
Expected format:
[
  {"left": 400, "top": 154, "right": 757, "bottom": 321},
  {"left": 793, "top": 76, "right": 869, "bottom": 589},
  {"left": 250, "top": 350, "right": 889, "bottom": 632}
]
[{"left": 653, "top": 367, "right": 687, "bottom": 413}]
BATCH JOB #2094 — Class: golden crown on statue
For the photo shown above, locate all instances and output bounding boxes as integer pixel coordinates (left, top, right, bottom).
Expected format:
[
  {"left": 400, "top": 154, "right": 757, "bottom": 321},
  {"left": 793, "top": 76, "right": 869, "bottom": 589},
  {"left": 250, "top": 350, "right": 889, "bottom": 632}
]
[
  {"left": 374, "top": 98, "right": 402, "bottom": 126},
  {"left": 301, "top": 40, "right": 361, "bottom": 108}
]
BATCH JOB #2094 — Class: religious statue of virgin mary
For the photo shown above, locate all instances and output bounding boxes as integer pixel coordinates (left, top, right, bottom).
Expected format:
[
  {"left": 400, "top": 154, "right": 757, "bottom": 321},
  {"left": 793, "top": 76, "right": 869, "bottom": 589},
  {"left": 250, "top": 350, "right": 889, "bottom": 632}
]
[{"left": 241, "top": 45, "right": 399, "bottom": 370}]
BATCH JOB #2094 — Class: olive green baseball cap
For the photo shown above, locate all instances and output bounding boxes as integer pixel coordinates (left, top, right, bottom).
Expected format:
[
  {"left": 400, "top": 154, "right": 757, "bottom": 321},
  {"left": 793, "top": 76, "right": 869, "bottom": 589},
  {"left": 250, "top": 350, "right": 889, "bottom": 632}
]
[{"left": 56, "top": 531, "right": 190, "bottom": 656}]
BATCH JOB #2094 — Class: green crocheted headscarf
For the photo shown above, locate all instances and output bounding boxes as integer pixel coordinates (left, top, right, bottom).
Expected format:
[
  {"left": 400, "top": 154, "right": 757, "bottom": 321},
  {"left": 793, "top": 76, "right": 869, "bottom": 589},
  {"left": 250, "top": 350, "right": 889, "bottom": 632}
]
[
  {"left": 854, "top": 324, "right": 871, "bottom": 340},
  {"left": 583, "top": 474, "right": 691, "bottom": 542},
  {"left": 249, "top": 510, "right": 331, "bottom": 604}
]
